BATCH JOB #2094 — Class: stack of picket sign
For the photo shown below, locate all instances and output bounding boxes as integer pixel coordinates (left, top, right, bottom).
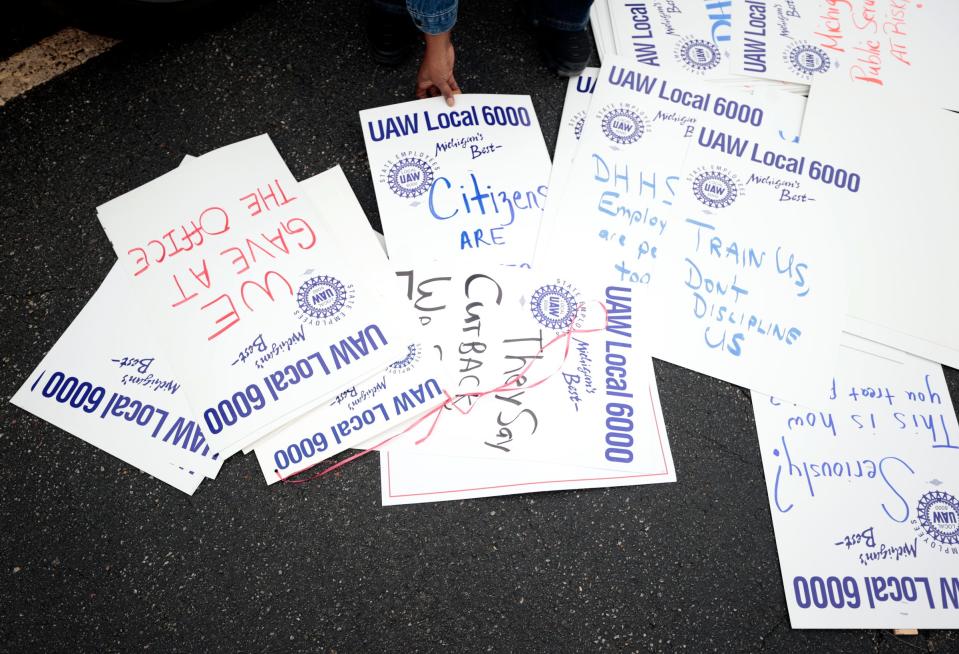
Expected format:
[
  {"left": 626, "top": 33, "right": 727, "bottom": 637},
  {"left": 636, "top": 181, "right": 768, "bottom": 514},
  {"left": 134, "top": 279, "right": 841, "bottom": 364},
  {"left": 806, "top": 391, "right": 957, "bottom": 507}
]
[
  {"left": 13, "top": 146, "right": 441, "bottom": 494},
  {"left": 522, "top": 54, "right": 959, "bottom": 628},
  {"left": 12, "top": 113, "right": 680, "bottom": 503},
  {"left": 589, "top": 0, "right": 958, "bottom": 110},
  {"left": 12, "top": 3, "right": 959, "bottom": 631}
]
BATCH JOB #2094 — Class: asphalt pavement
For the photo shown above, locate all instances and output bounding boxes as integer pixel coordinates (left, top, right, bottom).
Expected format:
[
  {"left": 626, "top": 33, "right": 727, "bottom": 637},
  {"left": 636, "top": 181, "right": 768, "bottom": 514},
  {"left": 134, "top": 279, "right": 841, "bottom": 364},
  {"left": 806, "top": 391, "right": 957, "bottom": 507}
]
[{"left": 1, "top": 1, "right": 957, "bottom": 651}]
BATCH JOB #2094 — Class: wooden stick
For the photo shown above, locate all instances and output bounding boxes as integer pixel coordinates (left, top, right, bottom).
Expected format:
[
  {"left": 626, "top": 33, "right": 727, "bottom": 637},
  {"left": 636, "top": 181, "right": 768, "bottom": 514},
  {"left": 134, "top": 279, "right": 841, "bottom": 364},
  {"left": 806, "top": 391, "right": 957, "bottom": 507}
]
[{"left": 893, "top": 629, "right": 919, "bottom": 636}]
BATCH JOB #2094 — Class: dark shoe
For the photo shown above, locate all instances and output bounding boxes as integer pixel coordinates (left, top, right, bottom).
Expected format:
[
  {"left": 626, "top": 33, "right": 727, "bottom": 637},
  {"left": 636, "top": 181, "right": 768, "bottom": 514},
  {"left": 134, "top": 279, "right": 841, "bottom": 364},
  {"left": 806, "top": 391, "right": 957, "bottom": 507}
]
[
  {"left": 367, "top": 5, "right": 419, "bottom": 66},
  {"left": 535, "top": 25, "right": 592, "bottom": 76}
]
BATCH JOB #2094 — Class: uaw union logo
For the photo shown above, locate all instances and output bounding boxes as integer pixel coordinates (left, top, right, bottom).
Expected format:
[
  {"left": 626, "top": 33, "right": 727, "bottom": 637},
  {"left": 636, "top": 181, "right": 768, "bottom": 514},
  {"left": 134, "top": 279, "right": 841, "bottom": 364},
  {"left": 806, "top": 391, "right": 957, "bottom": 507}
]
[
  {"left": 675, "top": 36, "right": 722, "bottom": 74},
  {"left": 689, "top": 166, "right": 742, "bottom": 210},
  {"left": 387, "top": 343, "right": 422, "bottom": 375},
  {"left": 570, "top": 110, "right": 587, "bottom": 141},
  {"left": 380, "top": 151, "right": 437, "bottom": 199},
  {"left": 598, "top": 103, "right": 650, "bottom": 146},
  {"left": 783, "top": 41, "right": 832, "bottom": 79},
  {"left": 914, "top": 490, "right": 959, "bottom": 551},
  {"left": 529, "top": 280, "right": 584, "bottom": 332},
  {"left": 294, "top": 274, "right": 355, "bottom": 326}
]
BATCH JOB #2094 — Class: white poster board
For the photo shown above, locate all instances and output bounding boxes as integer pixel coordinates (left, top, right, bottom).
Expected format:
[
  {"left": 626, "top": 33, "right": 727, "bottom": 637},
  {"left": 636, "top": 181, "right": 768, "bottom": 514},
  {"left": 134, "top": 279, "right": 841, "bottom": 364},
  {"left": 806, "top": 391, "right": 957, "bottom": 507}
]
[
  {"left": 538, "top": 58, "right": 807, "bottom": 293},
  {"left": 644, "top": 120, "right": 849, "bottom": 405},
  {"left": 11, "top": 264, "right": 220, "bottom": 494},
  {"left": 98, "top": 135, "right": 411, "bottom": 456},
  {"left": 374, "top": 261, "right": 676, "bottom": 504},
  {"left": 241, "top": 168, "right": 449, "bottom": 483},
  {"left": 731, "top": 0, "right": 959, "bottom": 109},
  {"left": 536, "top": 68, "right": 598, "bottom": 264},
  {"left": 753, "top": 335, "right": 959, "bottom": 628},
  {"left": 801, "top": 82, "right": 959, "bottom": 367},
  {"left": 360, "top": 95, "right": 552, "bottom": 266}
]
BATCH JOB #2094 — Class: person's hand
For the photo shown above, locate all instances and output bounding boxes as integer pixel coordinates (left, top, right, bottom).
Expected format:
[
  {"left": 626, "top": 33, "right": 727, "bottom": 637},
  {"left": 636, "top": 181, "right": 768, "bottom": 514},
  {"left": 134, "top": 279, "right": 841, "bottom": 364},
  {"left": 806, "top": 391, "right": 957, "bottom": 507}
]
[{"left": 416, "top": 32, "right": 461, "bottom": 106}]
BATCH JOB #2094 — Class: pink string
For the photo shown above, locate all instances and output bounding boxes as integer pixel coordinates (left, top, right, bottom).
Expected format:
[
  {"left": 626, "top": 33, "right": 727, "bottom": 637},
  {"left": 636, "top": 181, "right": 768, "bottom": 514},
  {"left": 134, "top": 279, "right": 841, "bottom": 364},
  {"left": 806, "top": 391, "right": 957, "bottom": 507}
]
[{"left": 276, "top": 301, "right": 609, "bottom": 485}]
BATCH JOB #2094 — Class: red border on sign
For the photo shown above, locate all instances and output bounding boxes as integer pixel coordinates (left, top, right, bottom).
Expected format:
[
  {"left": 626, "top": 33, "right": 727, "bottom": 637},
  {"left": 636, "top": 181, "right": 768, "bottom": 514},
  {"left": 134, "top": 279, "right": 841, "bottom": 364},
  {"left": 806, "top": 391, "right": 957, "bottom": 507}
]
[{"left": 387, "top": 384, "right": 671, "bottom": 498}]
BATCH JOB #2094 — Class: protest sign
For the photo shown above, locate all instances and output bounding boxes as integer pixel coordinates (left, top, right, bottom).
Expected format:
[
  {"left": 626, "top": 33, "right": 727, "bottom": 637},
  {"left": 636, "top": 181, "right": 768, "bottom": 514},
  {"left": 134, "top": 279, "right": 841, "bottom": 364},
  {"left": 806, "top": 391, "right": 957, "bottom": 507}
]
[
  {"left": 376, "top": 260, "right": 675, "bottom": 503},
  {"left": 732, "top": 0, "right": 959, "bottom": 109},
  {"left": 642, "top": 120, "right": 850, "bottom": 405},
  {"left": 601, "top": 2, "right": 807, "bottom": 94},
  {"left": 98, "top": 135, "right": 412, "bottom": 457},
  {"left": 537, "top": 59, "right": 807, "bottom": 303},
  {"left": 360, "top": 95, "right": 552, "bottom": 266},
  {"left": 11, "top": 264, "right": 221, "bottom": 493},
  {"left": 753, "top": 335, "right": 959, "bottom": 628},
  {"left": 377, "top": 262, "right": 675, "bottom": 475},
  {"left": 606, "top": 0, "right": 733, "bottom": 78},
  {"left": 251, "top": 168, "right": 448, "bottom": 483}
]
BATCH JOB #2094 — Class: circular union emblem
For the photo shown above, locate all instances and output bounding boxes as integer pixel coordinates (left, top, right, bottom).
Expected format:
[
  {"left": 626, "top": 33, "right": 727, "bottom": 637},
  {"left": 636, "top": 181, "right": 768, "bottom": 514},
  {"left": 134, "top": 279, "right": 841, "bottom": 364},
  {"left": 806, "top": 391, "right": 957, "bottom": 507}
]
[
  {"left": 296, "top": 275, "right": 347, "bottom": 319},
  {"left": 601, "top": 107, "right": 645, "bottom": 145},
  {"left": 387, "top": 157, "right": 434, "bottom": 198},
  {"left": 677, "top": 37, "right": 722, "bottom": 72},
  {"left": 917, "top": 490, "right": 959, "bottom": 546},
  {"left": 387, "top": 344, "right": 420, "bottom": 374},
  {"left": 573, "top": 113, "right": 586, "bottom": 141},
  {"left": 530, "top": 285, "right": 578, "bottom": 330},
  {"left": 785, "top": 42, "right": 831, "bottom": 78},
  {"left": 692, "top": 169, "right": 739, "bottom": 209}
]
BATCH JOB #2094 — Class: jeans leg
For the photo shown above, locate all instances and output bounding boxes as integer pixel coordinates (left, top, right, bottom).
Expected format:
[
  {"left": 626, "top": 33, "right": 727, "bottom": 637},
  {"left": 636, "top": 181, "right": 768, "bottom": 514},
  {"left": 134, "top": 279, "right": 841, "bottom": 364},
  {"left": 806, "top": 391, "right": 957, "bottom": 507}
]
[
  {"left": 406, "top": 0, "right": 458, "bottom": 34},
  {"left": 532, "top": 0, "right": 594, "bottom": 31}
]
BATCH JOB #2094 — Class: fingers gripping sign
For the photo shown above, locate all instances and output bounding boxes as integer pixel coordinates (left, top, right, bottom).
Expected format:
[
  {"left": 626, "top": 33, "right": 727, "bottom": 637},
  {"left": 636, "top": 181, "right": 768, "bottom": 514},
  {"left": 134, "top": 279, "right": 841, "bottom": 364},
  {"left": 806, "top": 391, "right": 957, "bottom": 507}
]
[{"left": 416, "top": 32, "right": 461, "bottom": 106}]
